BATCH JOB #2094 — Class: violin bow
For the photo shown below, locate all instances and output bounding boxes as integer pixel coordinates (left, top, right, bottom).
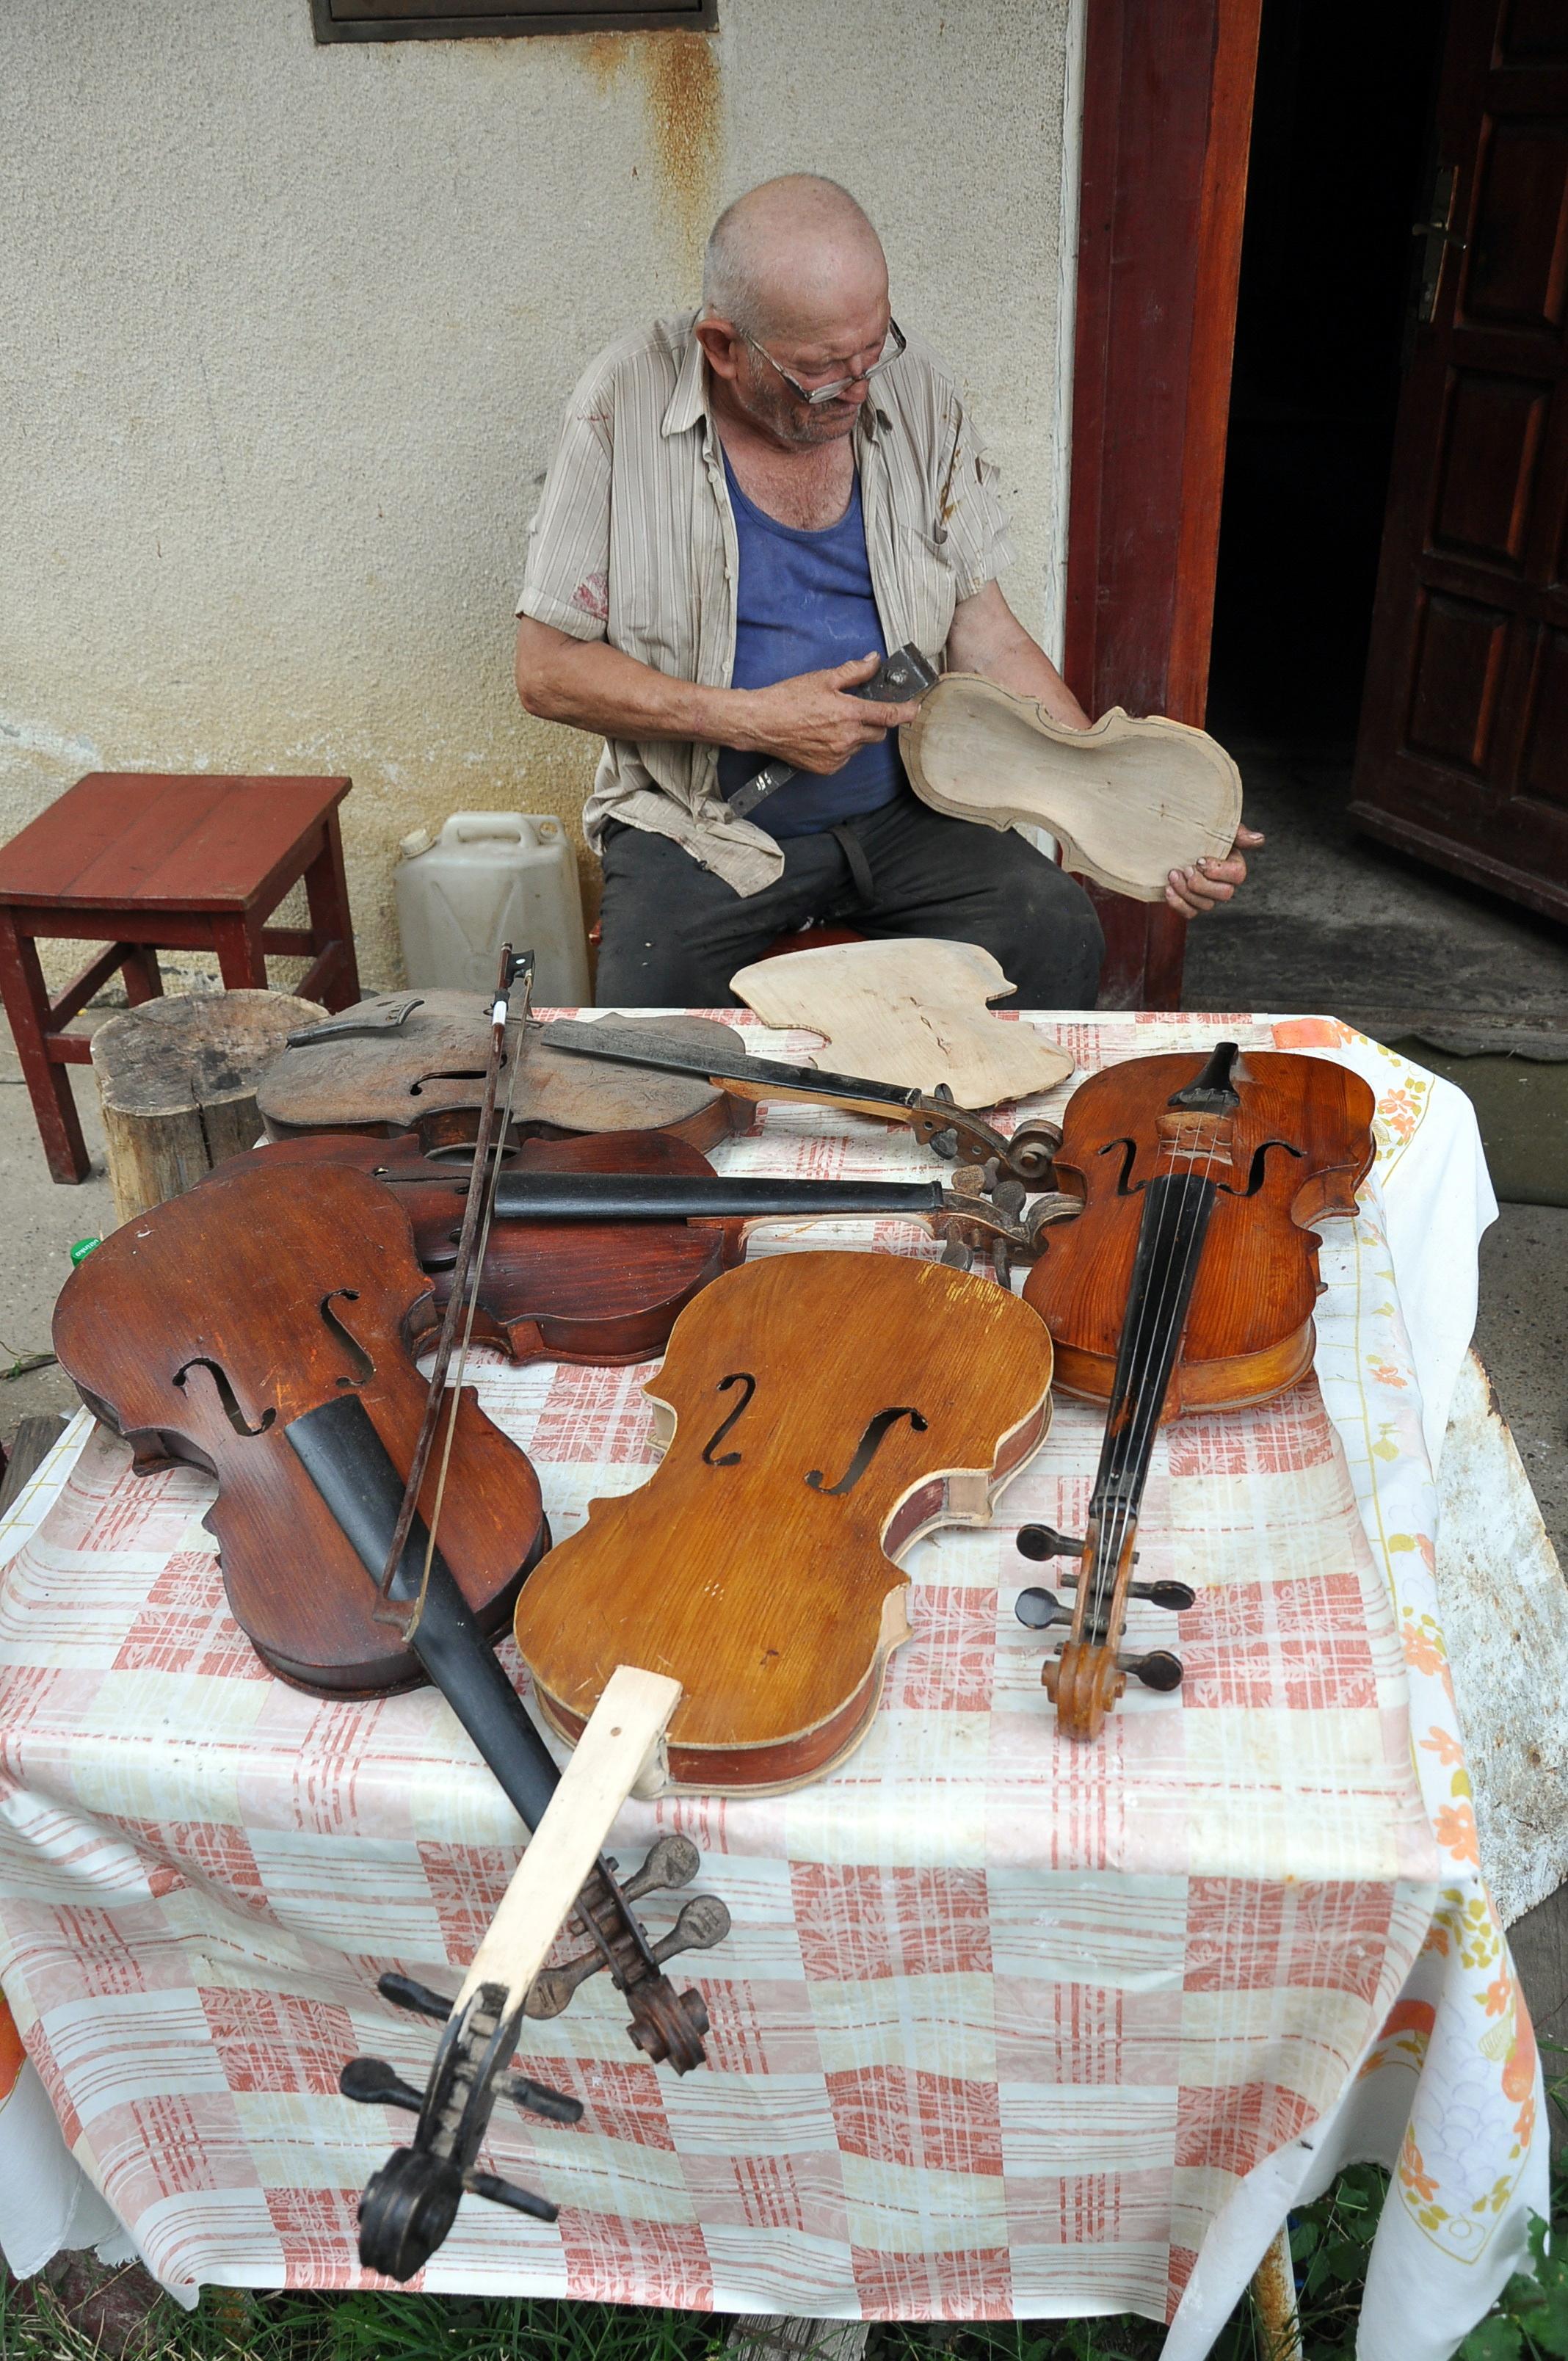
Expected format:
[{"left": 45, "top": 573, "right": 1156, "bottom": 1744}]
[{"left": 374, "top": 943, "right": 531, "bottom": 1637}]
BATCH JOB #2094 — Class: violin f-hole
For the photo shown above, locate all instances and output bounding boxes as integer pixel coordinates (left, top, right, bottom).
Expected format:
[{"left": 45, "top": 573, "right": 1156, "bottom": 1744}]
[
  {"left": 173, "top": 1357, "right": 276, "bottom": 1437},
  {"left": 321, "top": 1291, "right": 376, "bottom": 1389},
  {"left": 1100, "top": 1138, "right": 1142, "bottom": 1197},
  {"left": 806, "top": 1407, "right": 929, "bottom": 1497},
  {"left": 701, "top": 1373, "right": 755, "bottom": 1466},
  {"left": 1225, "top": 1139, "right": 1304, "bottom": 1198}
]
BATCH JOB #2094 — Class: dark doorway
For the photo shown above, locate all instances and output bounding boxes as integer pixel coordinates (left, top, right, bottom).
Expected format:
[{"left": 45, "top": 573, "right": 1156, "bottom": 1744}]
[
  {"left": 1205, "top": 0, "right": 1447, "bottom": 745},
  {"left": 1188, "top": 0, "right": 1568, "bottom": 1023}
]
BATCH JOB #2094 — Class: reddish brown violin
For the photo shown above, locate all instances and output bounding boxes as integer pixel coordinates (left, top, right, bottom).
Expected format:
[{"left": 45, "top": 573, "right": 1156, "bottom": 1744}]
[
  {"left": 52, "top": 1156, "right": 548, "bottom": 1695},
  {"left": 245, "top": 1129, "right": 1051, "bottom": 1366},
  {"left": 1016, "top": 1043, "right": 1375, "bottom": 1739}
]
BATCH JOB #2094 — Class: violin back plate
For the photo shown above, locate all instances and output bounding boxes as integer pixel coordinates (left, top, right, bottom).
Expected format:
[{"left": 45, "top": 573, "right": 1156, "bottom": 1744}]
[
  {"left": 901, "top": 677, "right": 1243, "bottom": 902},
  {"left": 255, "top": 994, "right": 750, "bottom": 1153},
  {"left": 512, "top": 1250, "right": 1055, "bottom": 1794},
  {"left": 730, "top": 938, "right": 1073, "bottom": 1106},
  {"left": 51, "top": 1160, "right": 547, "bottom": 1694},
  {"left": 1023, "top": 1050, "right": 1376, "bottom": 1414}
]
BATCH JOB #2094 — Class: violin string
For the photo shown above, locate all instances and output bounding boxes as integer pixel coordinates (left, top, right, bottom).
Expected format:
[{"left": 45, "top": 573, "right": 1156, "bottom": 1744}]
[
  {"left": 1095, "top": 1112, "right": 1220, "bottom": 1606},
  {"left": 1082, "top": 1096, "right": 1230, "bottom": 1650},
  {"left": 400, "top": 982, "right": 529, "bottom": 1644},
  {"left": 1083, "top": 1109, "right": 1199, "bottom": 1616},
  {"left": 1101, "top": 1110, "right": 1230, "bottom": 1627},
  {"left": 1085, "top": 1122, "right": 1205, "bottom": 1643}
]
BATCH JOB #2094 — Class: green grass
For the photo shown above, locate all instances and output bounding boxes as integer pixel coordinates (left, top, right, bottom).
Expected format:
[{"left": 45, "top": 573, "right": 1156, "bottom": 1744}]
[{"left": 3, "top": 2084, "right": 1562, "bottom": 2361}]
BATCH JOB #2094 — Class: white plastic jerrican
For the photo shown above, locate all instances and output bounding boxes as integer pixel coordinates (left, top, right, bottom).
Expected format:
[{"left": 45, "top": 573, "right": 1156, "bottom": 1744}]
[{"left": 394, "top": 812, "right": 590, "bottom": 1004}]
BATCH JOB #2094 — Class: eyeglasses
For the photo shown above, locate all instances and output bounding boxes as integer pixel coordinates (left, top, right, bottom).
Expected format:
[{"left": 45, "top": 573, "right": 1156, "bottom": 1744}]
[{"left": 742, "top": 317, "right": 907, "bottom": 407}]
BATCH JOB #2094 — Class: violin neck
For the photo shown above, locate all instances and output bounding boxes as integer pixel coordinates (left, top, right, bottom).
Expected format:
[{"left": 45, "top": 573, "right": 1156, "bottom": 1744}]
[
  {"left": 490, "top": 1173, "right": 946, "bottom": 1223},
  {"left": 285, "top": 1394, "right": 562, "bottom": 1830},
  {"left": 1079, "top": 1169, "right": 1218, "bottom": 1635}
]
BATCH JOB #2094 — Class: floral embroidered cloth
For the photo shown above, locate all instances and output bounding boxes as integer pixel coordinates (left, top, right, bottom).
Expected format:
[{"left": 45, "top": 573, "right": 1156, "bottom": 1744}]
[{"left": 0, "top": 1014, "right": 1546, "bottom": 2360}]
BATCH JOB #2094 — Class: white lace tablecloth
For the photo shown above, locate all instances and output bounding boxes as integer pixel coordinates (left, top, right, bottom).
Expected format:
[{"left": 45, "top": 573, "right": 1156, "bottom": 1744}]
[{"left": 0, "top": 1012, "right": 1547, "bottom": 2361}]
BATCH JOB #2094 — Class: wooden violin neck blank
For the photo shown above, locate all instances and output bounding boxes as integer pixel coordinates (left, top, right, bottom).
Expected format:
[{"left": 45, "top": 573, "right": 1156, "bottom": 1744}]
[{"left": 457, "top": 1667, "right": 683, "bottom": 2015}]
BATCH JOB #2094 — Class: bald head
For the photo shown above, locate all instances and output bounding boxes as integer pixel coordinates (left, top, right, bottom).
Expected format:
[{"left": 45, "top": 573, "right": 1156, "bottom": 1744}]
[{"left": 703, "top": 175, "right": 887, "bottom": 343}]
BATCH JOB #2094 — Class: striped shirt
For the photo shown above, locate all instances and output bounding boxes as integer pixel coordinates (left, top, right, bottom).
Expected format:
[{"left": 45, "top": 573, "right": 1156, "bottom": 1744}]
[{"left": 517, "top": 311, "right": 1015, "bottom": 896}]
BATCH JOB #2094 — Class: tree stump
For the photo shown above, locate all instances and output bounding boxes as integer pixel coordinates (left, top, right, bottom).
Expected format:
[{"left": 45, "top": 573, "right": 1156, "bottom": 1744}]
[{"left": 92, "top": 991, "right": 327, "bottom": 1226}]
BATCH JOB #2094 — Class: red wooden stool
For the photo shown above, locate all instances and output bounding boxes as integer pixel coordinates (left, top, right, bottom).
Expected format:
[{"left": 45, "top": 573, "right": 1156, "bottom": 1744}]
[{"left": 0, "top": 772, "right": 361, "bottom": 1183}]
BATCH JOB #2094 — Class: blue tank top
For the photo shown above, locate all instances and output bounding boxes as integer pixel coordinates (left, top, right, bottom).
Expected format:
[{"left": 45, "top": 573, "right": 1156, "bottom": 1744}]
[{"left": 716, "top": 449, "right": 905, "bottom": 838}]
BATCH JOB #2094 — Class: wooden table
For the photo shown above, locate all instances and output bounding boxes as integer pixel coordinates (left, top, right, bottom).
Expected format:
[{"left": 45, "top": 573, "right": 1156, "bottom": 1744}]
[{"left": 0, "top": 773, "right": 360, "bottom": 1183}]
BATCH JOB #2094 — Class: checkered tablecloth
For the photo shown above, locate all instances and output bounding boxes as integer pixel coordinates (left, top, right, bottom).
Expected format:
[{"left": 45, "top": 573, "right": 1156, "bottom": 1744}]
[{"left": 0, "top": 1013, "right": 1547, "bottom": 2360}]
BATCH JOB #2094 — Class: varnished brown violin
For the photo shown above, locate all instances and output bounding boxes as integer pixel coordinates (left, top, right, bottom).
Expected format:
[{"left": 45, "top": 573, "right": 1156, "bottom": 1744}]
[
  {"left": 512, "top": 1248, "right": 1056, "bottom": 1792},
  {"left": 1015, "top": 1042, "right": 1375, "bottom": 1740},
  {"left": 248, "top": 1125, "right": 1055, "bottom": 1366}
]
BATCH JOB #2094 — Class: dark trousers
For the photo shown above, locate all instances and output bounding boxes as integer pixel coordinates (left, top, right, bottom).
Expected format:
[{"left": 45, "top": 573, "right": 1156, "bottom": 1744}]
[{"left": 593, "top": 794, "right": 1105, "bottom": 1008}]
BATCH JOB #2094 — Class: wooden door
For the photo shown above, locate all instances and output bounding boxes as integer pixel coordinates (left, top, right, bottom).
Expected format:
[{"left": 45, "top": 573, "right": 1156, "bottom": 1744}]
[
  {"left": 1067, "top": 0, "right": 1262, "bottom": 1007},
  {"left": 1349, "top": 0, "right": 1568, "bottom": 922}
]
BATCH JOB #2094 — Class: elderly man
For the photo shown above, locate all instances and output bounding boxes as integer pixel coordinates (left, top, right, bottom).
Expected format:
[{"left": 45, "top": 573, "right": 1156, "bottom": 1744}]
[{"left": 516, "top": 175, "right": 1255, "bottom": 1007}]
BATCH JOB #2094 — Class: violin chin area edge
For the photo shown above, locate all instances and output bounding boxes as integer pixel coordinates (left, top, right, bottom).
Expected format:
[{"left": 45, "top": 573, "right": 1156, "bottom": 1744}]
[{"left": 527, "top": 1617, "right": 908, "bottom": 1799}]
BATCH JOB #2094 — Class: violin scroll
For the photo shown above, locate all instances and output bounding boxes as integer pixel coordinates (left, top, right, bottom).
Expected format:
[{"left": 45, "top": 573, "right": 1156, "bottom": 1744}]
[{"left": 341, "top": 1668, "right": 729, "bottom": 2277}]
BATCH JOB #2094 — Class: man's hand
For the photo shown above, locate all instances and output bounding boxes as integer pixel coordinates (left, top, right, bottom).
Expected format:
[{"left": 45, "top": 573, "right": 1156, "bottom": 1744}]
[
  {"left": 1164, "top": 822, "right": 1266, "bottom": 918},
  {"left": 737, "top": 653, "right": 921, "bottom": 775}
]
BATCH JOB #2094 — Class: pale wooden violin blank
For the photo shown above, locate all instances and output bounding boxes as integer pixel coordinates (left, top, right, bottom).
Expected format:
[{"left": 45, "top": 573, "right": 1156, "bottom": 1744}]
[
  {"left": 901, "top": 676, "right": 1243, "bottom": 901},
  {"left": 729, "top": 939, "right": 1073, "bottom": 1106},
  {"left": 512, "top": 1250, "right": 1055, "bottom": 1793}
]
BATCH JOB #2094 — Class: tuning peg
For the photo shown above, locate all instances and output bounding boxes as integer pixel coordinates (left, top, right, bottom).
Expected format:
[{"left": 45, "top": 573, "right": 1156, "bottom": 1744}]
[
  {"left": 617, "top": 1832, "right": 700, "bottom": 1904},
  {"left": 340, "top": 2056, "right": 425, "bottom": 2113},
  {"left": 1018, "top": 1525, "right": 1085, "bottom": 1562},
  {"left": 502, "top": 2073, "right": 583, "bottom": 2124},
  {"left": 465, "top": 2167, "right": 559, "bottom": 2223},
  {"left": 1015, "top": 1586, "right": 1068, "bottom": 1630},
  {"left": 940, "top": 1236, "right": 973, "bottom": 1271},
  {"left": 377, "top": 1970, "right": 454, "bottom": 2023},
  {"left": 650, "top": 1894, "right": 731, "bottom": 1964},
  {"left": 529, "top": 1891, "right": 732, "bottom": 2018},
  {"left": 1138, "top": 1580, "right": 1195, "bottom": 1612},
  {"left": 1119, "top": 1650, "right": 1184, "bottom": 1691}
]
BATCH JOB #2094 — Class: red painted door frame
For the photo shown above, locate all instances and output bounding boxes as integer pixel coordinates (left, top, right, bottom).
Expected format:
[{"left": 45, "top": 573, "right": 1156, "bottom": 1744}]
[{"left": 1065, "top": 0, "right": 1263, "bottom": 1008}]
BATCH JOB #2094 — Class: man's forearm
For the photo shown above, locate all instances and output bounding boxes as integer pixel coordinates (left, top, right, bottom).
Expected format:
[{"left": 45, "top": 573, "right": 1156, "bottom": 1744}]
[
  {"left": 945, "top": 581, "right": 1091, "bottom": 728},
  {"left": 515, "top": 617, "right": 755, "bottom": 749}
]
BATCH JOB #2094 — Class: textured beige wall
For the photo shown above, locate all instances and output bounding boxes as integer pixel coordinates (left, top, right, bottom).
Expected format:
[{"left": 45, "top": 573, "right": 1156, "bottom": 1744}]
[{"left": 1, "top": 0, "right": 1080, "bottom": 987}]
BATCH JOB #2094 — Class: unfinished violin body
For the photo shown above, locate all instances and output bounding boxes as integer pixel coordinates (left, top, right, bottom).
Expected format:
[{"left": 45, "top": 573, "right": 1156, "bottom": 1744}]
[
  {"left": 900, "top": 678, "right": 1243, "bottom": 902},
  {"left": 1015, "top": 1044, "right": 1375, "bottom": 1740},
  {"left": 255, "top": 991, "right": 752, "bottom": 1156},
  {"left": 512, "top": 1250, "right": 1056, "bottom": 1793},
  {"left": 250, "top": 1128, "right": 749, "bottom": 1366},
  {"left": 51, "top": 1159, "right": 547, "bottom": 1694}
]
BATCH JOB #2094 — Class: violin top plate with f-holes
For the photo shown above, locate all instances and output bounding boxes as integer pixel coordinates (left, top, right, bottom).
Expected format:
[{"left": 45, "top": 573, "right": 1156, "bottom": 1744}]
[
  {"left": 900, "top": 676, "right": 1244, "bottom": 902},
  {"left": 51, "top": 1158, "right": 547, "bottom": 1696},
  {"left": 255, "top": 991, "right": 751, "bottom": 1153},
  {"left": 511, "top": 1250, "right": 1056, "bottom": 1794},
  {"left": 728, "top": 939, "right": 1072, "bottom": 1108}
]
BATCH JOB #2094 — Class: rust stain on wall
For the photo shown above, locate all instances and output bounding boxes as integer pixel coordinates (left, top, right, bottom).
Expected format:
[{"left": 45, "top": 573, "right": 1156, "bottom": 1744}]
[{"left": 577, "top": 32, "right": 722, "bottom": 263}]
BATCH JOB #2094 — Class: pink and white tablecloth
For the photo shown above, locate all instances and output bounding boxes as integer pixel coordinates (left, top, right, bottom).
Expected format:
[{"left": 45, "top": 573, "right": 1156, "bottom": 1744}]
[{"left": 0, "top": 1012, "right": 1547, "bottom": 2360}]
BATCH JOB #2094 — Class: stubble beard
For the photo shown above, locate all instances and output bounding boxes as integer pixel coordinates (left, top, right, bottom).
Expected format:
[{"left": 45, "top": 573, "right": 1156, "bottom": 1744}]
[{"left": 738, "top": 358, "right": 860, "bottom": 451}]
